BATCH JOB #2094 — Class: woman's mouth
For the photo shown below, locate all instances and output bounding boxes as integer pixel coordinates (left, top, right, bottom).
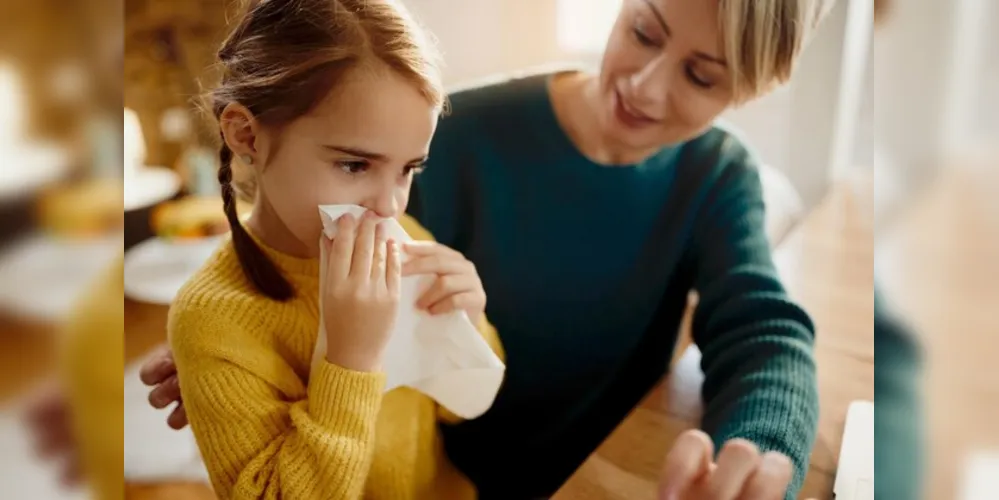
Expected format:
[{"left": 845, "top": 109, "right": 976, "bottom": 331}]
[{"left": 612, "top": 89, "right": 658, "bottom": 129}]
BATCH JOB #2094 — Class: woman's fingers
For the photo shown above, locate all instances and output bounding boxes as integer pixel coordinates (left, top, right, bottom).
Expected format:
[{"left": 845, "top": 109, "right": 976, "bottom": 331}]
[
  {"left": 737, "top": 452, "right": 793, "bottom": 500},
  {"left": 385, "top": 240, "right": 401, "bottom": 293},
  {"left": 706, "top": 439, "right": 761, "bottom": 499},
  {"left": 659, "top": 429, "right": 714, "bottom": 499},
  {"left": 147, "top": 375, "right": 181, "bottom": 409},
  {"left": 166, "top": 403, "right": 188, "bottom": 430},
  {"left": 139, "top": 346, "right": 176, "bottom": 386},
  {"left": 329, "top": 214, "right": 356, "bottom": 281},
  {"left": 350, "top": 213, "right": 378, "bottom": 278}
]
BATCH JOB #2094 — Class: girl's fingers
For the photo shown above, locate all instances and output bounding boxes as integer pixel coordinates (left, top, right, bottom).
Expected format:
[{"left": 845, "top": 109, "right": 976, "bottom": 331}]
[
  {"left": 329, "top": 214, "right": 356, "bottom": 281},
  {"left": 416, "top": 274, "right": 478, "bottom": 310},
  {"left": 385, "top": 240, "right": 401, "bottom": 292},
  {"left": 370, "top": 226, "right": 388, "bottom": 282},
  {"left": 350, "top": 213, "right": 378, "bottom": 278},
  {"left": 426, "top": 291, "right": 480, "bottom": 315},
  {"left": 402, "top": 254, "right": 473, "bottom": 277}
]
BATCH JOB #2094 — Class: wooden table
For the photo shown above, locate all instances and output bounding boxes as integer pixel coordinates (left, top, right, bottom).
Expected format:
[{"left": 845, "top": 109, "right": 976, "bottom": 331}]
[{"left": 554, "top": 178, "right": 876, "bottom": 500}]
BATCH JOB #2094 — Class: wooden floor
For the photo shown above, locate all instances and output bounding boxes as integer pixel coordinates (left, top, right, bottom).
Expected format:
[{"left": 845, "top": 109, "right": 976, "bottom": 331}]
[{"left": 2, "top": 166, "right": 996, "bottom": 499}]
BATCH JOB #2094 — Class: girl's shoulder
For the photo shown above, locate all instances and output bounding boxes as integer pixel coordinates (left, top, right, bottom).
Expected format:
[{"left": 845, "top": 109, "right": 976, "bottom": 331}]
[
  {"left": 399, "top": 214, "right": 435, "bottom": 242},
  {"left": 167, "top": 239, "right": 275, "bottom": 344}
]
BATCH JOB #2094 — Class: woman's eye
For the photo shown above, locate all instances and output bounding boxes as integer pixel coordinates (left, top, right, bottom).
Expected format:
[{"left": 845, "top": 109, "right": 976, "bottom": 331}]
[
  {"left": 632, "top": 26, "right": 657, "bottom": 47},
  {"left": 337, "top": 160, "right": 368, "bottom": 174},
  {"left": 685, "top": 66, "right": 714, "bottom": 89}
]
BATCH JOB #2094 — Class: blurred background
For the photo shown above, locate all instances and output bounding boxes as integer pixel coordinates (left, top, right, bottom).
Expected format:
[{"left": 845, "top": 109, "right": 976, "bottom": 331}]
[{"left": 0, "top": 0, "right": 994, "bottom": 499}]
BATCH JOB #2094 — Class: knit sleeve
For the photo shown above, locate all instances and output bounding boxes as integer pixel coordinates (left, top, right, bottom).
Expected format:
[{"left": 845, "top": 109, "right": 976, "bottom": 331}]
[
  {"left": 874, "top": 291, "right": 923, "bottom": 499},
  {"left": 61, "top": 256, "right": 125, "bottom": 500},
  {"left": 689, "top": 156, "right": 819, "bottom": 500},
  {"left": 169, "top": 296, "right": 386, "bottom": 500}
]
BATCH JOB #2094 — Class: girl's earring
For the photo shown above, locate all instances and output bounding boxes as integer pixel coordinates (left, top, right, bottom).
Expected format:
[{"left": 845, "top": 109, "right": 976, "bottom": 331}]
[{"left": 242, "top": 155, "right": 254, "bottom": 166}]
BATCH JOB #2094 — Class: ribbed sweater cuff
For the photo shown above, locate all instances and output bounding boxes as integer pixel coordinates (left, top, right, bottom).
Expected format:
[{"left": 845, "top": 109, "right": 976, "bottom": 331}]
[{"left": 308, "top": 360, "right": 386, "bottom": 429}]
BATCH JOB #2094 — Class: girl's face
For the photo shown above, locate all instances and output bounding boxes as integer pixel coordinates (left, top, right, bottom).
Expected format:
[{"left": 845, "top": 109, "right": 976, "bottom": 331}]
[
  {"left": 597, "top": 0, "right": 735, "bottom": 150},
  {"left": 242, "top": 67, "right": 439, "bottom": 255}
]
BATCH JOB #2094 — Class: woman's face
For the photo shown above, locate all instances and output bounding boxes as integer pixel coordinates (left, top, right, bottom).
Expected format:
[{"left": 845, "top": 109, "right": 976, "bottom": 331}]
[
  {"left": 597, "top": 0, "right": 735, "bottom": 149},
  {"left": 251, "top": 67, "right": 438, "bottom": 252}
]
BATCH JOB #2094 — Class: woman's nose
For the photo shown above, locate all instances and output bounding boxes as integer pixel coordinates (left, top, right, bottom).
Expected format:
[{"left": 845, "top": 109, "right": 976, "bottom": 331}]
[{"left": 630, "top": 56, "right": 673, "bottom": 106}]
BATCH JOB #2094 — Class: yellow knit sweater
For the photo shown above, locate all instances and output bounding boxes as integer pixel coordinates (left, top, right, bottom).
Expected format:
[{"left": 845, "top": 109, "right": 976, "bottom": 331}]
[
  {"left": 169, "top": 216, "right": 503, "bottom": 500},
  {"left": 61, "top": 255, "right": 124, "bottom": 500}
]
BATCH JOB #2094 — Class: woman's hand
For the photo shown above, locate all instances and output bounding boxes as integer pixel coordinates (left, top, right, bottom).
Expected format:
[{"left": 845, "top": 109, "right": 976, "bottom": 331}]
[
  {"left": 659, "top": 430, "right": 814, "bottom": 500},
  {"left": 321, "top": 212, "right": 402, "bottom": 372},
  {"left": 140, "top": 346, "right": 188, "bottom": 430},
  {"left": 401, "top": 241, "right": 486, "bottom": 324}
]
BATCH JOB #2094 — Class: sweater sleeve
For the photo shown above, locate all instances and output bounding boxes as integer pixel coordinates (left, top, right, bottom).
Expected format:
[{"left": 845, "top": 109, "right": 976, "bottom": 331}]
[
  {"left": 61, "top": 256, "right": 124, "bottom": 500},
  {"left": 689, "top": 159, "right": 819, "bottom": 499},
  {"left": 874, "top": 291, "right": 923, "bottom": 499},
  {"left": 169, "top": 299, "right": 387, "bottom": 500}
]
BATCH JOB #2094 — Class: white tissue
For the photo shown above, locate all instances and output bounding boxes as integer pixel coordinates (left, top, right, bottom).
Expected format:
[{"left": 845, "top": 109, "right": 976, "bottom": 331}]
[{"left": 311, "top": 205, "right": 505, "bottom": 420}]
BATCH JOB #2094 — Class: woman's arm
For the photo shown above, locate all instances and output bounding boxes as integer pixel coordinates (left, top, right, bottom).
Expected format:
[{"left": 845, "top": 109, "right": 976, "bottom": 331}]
[
  {"left": 170, "top": 300, "right": 386, "bottom": 500},
  {"left": 689, "top": 156, "right": 819, "bottom": 499},
  {"left": 874, "top": 291, "right": 923, "bottom": 499}
]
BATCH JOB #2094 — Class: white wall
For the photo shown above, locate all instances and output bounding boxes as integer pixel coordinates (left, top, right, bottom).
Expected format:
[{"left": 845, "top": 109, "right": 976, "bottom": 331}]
[{"left": 403, "top": 0, "right": 869, "bottom": 207}]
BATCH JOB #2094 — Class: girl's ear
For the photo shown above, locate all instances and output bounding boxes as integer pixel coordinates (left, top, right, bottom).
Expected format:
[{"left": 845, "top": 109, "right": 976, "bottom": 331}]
[{"left": 220, "top": 103, "right": 262, "bottom": 162}]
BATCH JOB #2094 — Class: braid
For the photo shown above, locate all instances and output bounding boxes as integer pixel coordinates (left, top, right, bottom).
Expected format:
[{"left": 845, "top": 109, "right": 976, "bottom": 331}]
[{"left": 218, "top": 141, "right": 295, "bottom": 301}]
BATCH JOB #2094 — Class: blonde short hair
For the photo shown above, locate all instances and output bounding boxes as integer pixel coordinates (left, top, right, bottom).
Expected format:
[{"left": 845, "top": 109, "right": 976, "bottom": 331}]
[{"left": 719, "top": 0, "right": 836, "bottom": 101}]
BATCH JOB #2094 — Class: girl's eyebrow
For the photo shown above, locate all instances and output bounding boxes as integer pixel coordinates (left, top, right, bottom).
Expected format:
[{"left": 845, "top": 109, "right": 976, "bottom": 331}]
[
  {"left": 324, "top": 145, "right": 428, "bottom": 164},
  {"left": 324, "top": 145, "right": 387, "bottom": 161}
]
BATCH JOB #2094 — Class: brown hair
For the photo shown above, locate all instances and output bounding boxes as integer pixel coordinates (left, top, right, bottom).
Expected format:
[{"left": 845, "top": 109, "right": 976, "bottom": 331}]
[{"left": 210, "top": 0, "right": 444, "bottom": 301}]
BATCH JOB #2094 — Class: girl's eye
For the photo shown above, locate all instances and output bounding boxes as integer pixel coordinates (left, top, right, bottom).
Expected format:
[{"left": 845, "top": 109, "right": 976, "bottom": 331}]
[
  {"left": 404, "top": 162, "right": 427, "bottom": 176},
  {"left": 337, "top": 160, "right": 369, "bottom": 175}
]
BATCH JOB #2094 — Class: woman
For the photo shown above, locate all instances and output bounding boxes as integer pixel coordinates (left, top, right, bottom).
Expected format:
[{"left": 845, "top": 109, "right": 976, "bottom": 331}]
[{"left": 142, "top": 0, "right": 834, "bottom": 498}]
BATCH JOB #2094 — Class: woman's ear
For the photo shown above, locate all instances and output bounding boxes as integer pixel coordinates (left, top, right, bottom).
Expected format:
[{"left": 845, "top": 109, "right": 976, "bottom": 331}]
[{"left": 219, "top": 103, "right": 261, "bottom": 162}]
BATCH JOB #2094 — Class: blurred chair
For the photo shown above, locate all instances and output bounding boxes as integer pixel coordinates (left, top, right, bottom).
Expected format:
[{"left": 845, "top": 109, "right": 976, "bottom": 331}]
[{"left": 667, "top": 162, "right": 807, "bottom": 419}]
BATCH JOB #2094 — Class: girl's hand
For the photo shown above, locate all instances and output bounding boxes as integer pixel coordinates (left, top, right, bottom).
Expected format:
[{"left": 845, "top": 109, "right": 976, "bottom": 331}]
[
  {"left": 401, "top": 241, "right": 486, "bottom": 324},
  {"left": 659, "top": 430, "right": 815, "bottom": 500},
  {"left": 322, "top": 212, "right": 402, "bottom": 372}
]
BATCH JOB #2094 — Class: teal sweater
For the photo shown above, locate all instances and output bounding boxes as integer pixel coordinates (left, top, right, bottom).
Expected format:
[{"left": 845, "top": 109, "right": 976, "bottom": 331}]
[
  {"left": 874, "top": 291, "right": 923, "bottom": 499},
  {"left": 408, "top": 73, "right": 819, "bottom": 499}
]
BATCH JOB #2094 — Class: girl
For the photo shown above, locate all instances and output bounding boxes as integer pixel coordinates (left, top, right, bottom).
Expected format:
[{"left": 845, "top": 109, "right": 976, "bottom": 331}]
[{"left": 168, "top": 0, "right": 501, "bottom": 498}]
